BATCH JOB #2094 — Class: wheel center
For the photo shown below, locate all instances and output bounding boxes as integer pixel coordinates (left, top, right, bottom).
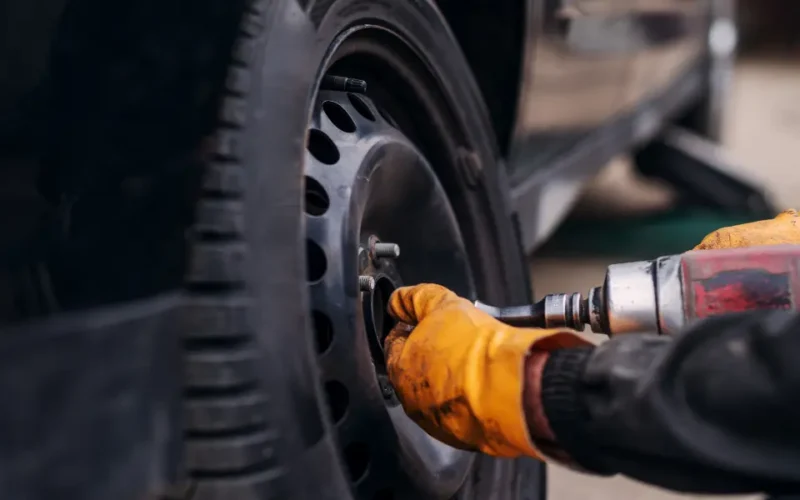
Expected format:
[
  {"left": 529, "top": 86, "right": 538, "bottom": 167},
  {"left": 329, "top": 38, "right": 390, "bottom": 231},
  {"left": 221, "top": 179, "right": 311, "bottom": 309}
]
[
  {"left": 304, "top": 86, "right": 475, "bottom": 497},
  {"left": 359, "top": 236, "right": 401, "bottom": 370}
]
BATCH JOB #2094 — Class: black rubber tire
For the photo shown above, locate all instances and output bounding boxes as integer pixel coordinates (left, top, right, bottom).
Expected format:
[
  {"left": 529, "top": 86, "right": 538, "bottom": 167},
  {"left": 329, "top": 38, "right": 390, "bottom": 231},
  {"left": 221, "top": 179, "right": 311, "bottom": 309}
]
[{"left": 182, "top": 1, "right": 545, "bottom": 499}]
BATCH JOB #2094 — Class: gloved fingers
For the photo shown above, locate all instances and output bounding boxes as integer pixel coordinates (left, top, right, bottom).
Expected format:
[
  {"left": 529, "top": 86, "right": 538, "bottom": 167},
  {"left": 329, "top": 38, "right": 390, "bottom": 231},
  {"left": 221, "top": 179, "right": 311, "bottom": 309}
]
[
  {"left": 388, "top": 284, "right": 461, "bottom": 324},
  {"left": 384, "top": 322, "right": 412, "bottom": 374},
  {"left": 695, "top": 209, "right": 800, "bottom": 250},
  {"left": 695, "top": 226, "right": 800, "bottom": 250},
  {"left": 693, "top": 229, "right": 732, "bottom": 251},
  {"left": 413, "top": 417, "right": 478, "bottom": 452}
]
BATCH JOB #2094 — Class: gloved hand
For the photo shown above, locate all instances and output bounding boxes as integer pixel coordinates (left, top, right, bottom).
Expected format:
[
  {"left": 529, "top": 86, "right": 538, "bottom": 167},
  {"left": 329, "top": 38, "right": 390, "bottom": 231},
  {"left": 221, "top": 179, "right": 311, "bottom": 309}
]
[
  {"left": 384, "top": 284, "right": 590, "bottom": 459},
  {"left": 695, "top": 209, "right": 800, "bottom": 250}
]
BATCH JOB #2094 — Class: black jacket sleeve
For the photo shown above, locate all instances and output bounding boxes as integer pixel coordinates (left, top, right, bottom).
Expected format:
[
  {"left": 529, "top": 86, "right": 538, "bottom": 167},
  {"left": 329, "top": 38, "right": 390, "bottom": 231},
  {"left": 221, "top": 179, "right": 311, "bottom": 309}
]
[{"left": 540, "top": 310, "right": 800, "bottom": 495}]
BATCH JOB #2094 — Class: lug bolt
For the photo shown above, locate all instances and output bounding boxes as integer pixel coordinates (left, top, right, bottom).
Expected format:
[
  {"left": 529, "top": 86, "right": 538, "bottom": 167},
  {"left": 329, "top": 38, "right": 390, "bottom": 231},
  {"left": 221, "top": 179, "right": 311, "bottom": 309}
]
[
  {"left": 373, "top": 242, "right": 400, "bottom": 259},
  {"left": 359, "top": 275, "right": 376, "bottom": 291},
  {"left": 378, "top": 377, "right": 395, "bottom": 400}
]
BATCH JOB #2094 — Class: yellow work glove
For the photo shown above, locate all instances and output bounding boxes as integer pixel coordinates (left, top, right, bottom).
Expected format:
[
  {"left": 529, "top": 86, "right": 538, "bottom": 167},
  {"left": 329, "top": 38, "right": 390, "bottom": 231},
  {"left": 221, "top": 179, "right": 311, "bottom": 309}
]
[
  {"left": 695, "top": 209, "right": 800, "bottom": 250},
  {"left": 384, "top": 284, "right": 590, "bottom": 459}
]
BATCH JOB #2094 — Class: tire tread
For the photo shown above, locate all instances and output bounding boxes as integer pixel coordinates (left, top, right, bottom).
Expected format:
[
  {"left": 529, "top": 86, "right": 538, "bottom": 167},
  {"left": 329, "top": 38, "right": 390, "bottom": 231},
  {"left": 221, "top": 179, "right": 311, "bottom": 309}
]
[{"left": 183, "top": 3, "right": 283, "bottom": 494}]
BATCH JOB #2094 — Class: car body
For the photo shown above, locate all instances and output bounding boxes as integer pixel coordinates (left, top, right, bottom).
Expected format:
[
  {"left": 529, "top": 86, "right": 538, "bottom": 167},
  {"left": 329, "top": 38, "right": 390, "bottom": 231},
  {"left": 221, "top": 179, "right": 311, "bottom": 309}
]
[{"left": 440, "top": 0, "right": 736, "bottom": 249}]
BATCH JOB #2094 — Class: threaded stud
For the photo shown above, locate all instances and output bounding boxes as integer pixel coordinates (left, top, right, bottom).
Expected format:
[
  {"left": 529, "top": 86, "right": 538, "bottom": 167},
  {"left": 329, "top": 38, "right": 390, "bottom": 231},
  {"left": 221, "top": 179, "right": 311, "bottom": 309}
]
[
  {"left": 359, "top": 275, "right": 376, "bottom": 291},
  {"left": 373, "top": 242, "right": 400, "bottom": 259}
]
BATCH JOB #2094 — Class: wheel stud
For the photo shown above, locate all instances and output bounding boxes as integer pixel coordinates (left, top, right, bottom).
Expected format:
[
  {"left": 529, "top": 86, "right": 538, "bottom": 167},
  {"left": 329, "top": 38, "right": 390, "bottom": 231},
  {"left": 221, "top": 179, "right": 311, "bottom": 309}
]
[
  {"left": 321, "top": 75, "right": 368, "bottom": 94},
  {"left": 373, "top": 242, "right": 400, "bottom": 259},
  {"left": 359, "top": 275, "right": 376, "bottom": 291}
]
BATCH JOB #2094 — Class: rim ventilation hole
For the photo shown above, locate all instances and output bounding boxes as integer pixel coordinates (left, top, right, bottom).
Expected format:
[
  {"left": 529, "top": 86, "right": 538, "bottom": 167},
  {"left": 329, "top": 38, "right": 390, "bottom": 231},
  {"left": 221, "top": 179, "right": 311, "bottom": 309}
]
[
  {"left": 312, "top": 311, "right": 334, "bottom": 353},
  {"left": 307, "top": 129, "right": 340, "bottom": 164},
  {"left": 348, "top": 93, "right": 375, "bottom": 122},
  {"left": 306, "top": 239, "right": 327, "bottom": 282},
  {"left": 323, "top": 101, "right": 357, "bottom": 133},
  {"left": 304, "top": 176, "right": 330, "bottom": 216},
  {"left": 324, "top": 381, "right": 349, "bottom": 423},
  {"left": 343, "top": 442, "right": 371, "bottom": 482}
]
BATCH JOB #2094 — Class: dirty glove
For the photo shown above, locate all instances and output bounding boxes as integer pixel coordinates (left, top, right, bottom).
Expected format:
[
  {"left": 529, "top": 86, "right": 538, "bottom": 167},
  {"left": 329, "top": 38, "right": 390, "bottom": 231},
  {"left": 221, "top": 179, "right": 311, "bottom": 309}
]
[
  {"left": 384, "top": 284, "right": 590, "bottom": 459},
  {"left": 695, "top": 209, "right": 800, "bottom": 250}
]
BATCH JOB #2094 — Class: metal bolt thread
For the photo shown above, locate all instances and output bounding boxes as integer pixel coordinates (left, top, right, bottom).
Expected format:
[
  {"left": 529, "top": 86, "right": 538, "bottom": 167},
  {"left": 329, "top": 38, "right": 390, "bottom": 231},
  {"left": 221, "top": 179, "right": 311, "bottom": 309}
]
[
  {"left": 373, "top": 242, "right": 400, "bottom": 259},
  {"left": 321, "top": 75, "right": 368, "bottom": 94},
  {"left": 359, "top": 275, "right": 376, "bottom": 291}
]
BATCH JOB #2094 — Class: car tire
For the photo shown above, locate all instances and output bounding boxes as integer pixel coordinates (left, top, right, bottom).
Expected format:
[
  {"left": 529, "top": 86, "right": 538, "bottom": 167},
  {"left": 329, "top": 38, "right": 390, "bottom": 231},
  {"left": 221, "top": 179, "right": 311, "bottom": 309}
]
[{"left": 183, "top": 0, "right": 545, "bottom": 499}]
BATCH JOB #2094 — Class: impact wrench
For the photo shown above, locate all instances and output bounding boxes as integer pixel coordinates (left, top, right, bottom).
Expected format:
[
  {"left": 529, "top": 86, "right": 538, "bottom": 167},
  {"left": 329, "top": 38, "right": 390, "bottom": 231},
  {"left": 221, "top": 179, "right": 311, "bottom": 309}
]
[{"left": 475, "top": 245, "right": 800, "bottom": 336}]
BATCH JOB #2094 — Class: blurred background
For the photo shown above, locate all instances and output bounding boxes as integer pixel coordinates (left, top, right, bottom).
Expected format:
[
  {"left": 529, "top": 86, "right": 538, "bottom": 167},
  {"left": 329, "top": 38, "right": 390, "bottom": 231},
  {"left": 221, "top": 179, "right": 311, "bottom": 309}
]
[{"left": 534, "top": 2, "right": 799, "bottom": 499}]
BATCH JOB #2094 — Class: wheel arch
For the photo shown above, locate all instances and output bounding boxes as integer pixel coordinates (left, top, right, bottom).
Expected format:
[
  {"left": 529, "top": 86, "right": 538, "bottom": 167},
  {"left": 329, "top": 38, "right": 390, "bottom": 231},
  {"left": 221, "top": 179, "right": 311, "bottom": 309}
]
[{"left": 435, "top": 0, "right": 526, "bottom": 157}]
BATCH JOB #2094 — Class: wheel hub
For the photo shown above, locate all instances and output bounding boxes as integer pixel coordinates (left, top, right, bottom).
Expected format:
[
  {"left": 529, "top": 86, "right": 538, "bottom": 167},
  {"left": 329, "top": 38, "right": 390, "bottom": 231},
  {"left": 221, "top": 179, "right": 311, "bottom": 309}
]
[
  {"left": 358, "top": 236, "right": 402, "bottom": 369},
  {"left": 303, "top": 84, "right": 476, "bottom": 498}
]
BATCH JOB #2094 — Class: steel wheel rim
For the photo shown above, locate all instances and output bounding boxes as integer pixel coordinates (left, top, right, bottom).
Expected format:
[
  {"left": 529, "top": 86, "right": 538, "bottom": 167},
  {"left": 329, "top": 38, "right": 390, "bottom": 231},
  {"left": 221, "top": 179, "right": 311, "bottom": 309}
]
[{"left": 303, "top": 26, "right": 478, "bottom": 499}]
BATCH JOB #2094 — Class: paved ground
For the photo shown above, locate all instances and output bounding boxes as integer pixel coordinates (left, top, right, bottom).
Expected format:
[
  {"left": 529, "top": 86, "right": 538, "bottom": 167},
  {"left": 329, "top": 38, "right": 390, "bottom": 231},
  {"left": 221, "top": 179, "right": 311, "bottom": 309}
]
[{"left": 531, "top": 56, "right": 800, "bottom": 500}]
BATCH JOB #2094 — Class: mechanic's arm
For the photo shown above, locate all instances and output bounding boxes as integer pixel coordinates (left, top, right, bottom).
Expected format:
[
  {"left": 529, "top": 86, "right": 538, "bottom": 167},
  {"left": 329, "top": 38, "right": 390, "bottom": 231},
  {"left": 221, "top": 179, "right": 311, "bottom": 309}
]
[
  {"left": 386, "top": 286, "right": 800, "bottom": 495},
  {"left": 532, "top": 309, "right": 800, "bottom": 494},
  {"left": 385, "top": 210, "right": 800, "bottom": 495},
  {"left": 537, "top": 209, "right": 800, "bottom": 493}
]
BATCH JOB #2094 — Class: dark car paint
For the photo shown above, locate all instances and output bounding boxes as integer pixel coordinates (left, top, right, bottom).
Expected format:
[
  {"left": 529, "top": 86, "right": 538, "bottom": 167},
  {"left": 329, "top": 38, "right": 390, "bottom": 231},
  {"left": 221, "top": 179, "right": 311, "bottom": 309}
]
[
  {"left": 440, "top": 0, "right": 722, "bottom": 251},
  {"left": 1, "top": 0, "right": 721, "bottom": 254},
  {"left": 434, "top": 0, "right": 526, "bottom": 159}
]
